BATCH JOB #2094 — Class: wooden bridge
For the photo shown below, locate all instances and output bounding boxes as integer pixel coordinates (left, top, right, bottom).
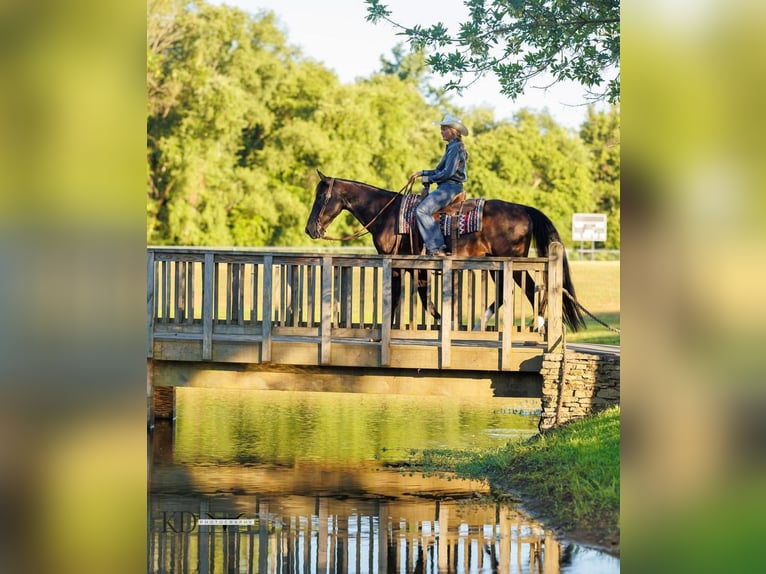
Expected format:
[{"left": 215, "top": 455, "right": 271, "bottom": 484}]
[{"left": 147, "top": 245, "right": 565, "bottom": 374}]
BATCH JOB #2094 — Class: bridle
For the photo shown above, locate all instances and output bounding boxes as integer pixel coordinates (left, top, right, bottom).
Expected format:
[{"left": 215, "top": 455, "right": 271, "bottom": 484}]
[
  {"left": 313, "top": 176, "right": 336, "bottom": 231},
  {"left": 315, "top": 177, "right": 413, "bottom": 242}
]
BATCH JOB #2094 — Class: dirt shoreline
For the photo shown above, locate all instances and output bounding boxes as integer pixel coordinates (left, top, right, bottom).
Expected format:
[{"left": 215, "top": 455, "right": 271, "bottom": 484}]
[{"left": 490, "top": 476, "right": 621, "bottom": 558}]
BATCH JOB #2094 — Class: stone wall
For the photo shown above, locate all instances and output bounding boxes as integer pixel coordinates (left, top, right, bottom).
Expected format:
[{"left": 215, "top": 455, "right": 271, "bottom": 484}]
[{"left": 538, "top": 350, "right": 620, "bottom": 431}]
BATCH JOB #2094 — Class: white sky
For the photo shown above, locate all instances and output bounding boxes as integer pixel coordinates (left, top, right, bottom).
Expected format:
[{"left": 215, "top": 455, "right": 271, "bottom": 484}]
[{"left": 212, "top": 0, "right": 609, "bottom": 129}]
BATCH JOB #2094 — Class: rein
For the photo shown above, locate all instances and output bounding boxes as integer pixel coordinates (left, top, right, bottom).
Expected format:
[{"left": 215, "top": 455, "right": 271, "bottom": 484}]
[{"left": 319, "top": 178, "right": 415, "bottom": 242}]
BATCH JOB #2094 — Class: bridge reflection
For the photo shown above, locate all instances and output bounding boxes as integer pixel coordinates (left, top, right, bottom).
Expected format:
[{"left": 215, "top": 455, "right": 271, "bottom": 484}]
[{"left": 148, "top": 492, "right": 563, "bottom": 574}]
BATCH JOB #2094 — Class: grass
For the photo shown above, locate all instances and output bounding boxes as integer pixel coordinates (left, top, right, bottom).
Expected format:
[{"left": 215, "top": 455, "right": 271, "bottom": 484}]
[
  {"left": 406, "top": 406, "right": 621, "bottom": 552},
  {"left": 565, "top": 260, "right": 620, "bottom": 345}
]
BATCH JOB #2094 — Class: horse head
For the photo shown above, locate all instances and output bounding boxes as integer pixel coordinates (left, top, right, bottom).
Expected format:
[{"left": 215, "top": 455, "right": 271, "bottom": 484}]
[{"left": 305, "top": 170, "right": 343, "bottom": 239}]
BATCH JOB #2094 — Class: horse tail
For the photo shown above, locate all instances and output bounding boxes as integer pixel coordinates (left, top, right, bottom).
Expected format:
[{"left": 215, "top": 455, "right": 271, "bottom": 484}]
[{"left": 524, "top": 206, "right": 587, "bottom": 332}]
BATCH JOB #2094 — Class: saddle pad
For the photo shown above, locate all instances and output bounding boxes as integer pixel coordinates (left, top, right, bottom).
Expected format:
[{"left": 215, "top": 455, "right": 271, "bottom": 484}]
[
  {"left": 398, "top": 195, "right": 486, "bottom": 237},
  {"left": 440, "top": 198, "right": 486, "bottom": 236},
  {"left": 398, "top": 194, "right": 420, "bottom": 235}
]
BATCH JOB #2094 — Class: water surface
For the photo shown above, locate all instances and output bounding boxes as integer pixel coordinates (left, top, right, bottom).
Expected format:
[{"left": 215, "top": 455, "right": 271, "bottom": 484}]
[{"left": 149, "top": 388, "right": 618, "bottom": 573}]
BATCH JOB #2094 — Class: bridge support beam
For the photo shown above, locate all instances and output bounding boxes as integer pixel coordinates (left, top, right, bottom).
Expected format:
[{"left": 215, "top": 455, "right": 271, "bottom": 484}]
[{"left": 148, "top": 360, "right": 543, "bottom": 401}]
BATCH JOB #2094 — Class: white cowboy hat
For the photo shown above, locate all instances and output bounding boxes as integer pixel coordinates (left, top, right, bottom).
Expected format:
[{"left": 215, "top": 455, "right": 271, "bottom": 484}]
[{"left": 433, "top": 113, "right": 469, "bottom": 136}]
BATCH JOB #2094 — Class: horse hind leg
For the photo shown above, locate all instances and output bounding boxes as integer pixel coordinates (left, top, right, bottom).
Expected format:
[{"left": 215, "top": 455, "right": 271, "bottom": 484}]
[
  {"left": 475, "top": 303, "right": 496, "bottom": 331},
  {"left": 519, "top": 269, "right": 546, "bottom": 333},
  {"left": 471, "top": 267, "right": 546, "bottom": 334},
  {"left": 537, "top": 288, "right": 548, "bottom": 334}
]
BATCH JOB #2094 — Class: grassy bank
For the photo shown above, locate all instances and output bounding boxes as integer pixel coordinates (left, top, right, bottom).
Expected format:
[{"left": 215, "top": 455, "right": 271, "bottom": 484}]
[{"left": 408, "top": 407, "right": 620, "bottom": 552}]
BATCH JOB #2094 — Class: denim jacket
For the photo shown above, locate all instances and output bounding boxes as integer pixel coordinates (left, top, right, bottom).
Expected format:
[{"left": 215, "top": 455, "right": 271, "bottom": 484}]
[{"left": 421, "top": 140, "right": 467, "bottom": 185}]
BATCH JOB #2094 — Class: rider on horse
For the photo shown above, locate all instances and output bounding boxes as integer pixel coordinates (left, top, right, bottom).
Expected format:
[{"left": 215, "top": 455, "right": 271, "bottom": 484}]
[{"left": 408, "top": 114, "right": 469, "bottom": 257}]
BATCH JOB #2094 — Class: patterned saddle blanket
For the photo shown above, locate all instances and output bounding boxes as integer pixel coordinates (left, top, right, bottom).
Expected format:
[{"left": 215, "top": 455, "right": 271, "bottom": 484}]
[{"left": 398, "top": 194, "right": 486, "bottom": 238}]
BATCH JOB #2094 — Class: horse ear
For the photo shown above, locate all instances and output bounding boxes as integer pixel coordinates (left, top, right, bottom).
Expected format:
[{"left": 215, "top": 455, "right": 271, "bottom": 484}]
[{"left": 317, "top": 170, "right": 328, "bottom": 182}]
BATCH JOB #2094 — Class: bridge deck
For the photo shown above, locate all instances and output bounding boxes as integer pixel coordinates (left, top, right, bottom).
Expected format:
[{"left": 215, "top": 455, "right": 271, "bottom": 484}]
[{"left": 147, "top": 246, "right": 565, "bottom": 373}]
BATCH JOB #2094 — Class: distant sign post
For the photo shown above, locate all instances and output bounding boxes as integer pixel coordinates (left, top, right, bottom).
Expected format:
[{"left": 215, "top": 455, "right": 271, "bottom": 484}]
[{"left": 572, "top": 213, "right": 607, "bottom": 260}]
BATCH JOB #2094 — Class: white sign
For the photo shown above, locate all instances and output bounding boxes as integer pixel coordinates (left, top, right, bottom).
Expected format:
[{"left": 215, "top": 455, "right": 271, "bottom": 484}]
[{"left": 572, "top": 213, "right": 607, "bottom": 242}]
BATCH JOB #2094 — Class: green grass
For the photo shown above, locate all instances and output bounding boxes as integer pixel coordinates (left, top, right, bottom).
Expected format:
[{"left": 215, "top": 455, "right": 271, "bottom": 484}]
[
  {"left": 406, "top": 407, "right": 621, "bottom": 550},
  {"left": 565, "top": 260, "right": 620, "bottom": 345}
]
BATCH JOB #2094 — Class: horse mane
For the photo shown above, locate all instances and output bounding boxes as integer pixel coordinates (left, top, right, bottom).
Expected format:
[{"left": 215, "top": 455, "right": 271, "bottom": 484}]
[{"left": 334, "top": 177, "right": 397, "bottom": 195}]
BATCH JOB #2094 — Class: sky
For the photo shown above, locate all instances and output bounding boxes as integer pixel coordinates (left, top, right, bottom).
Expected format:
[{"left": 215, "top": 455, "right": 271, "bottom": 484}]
[{"left": 212, "top": 0, "right": 609, "bottom": 129}]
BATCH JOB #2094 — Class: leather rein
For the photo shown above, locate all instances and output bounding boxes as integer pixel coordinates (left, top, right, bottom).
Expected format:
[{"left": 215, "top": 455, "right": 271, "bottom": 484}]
[{"left": 317, "top": 178, "right": 414, "bottom": 242}]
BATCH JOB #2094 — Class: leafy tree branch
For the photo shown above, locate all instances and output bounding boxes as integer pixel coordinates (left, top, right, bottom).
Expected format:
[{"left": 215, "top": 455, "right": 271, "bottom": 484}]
[{"left": 365, "top": 0, "right": 620, "bottom": 103}]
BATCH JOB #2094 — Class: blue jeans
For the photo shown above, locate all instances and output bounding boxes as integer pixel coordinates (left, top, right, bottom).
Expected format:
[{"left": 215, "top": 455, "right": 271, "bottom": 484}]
[{"left": 414, "top": 182, "right": 463, "bottom": 253}]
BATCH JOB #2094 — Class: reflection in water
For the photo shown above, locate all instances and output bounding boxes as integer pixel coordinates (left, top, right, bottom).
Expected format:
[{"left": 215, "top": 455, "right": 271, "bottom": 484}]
[{"left": 148, "top": 389, "right": 618, "bottom": 573}]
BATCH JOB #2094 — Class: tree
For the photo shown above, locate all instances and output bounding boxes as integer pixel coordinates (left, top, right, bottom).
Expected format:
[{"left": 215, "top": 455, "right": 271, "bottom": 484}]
[
  {"left": 378, "top": 43, "right": 451, "bottom": 108},
  {"left": 580, "top": 105, "right": 620, "bottom": 248},
  {"left": 301, "top": 75, "right": 440, "bottom": 245},
  {"left": 365, "top": 0, "right": 620, "bottom": 103},
  {"left": 147, "top": 1, "right": 329, "bottom": 246},
  {"left": 467, "top": 110, "right": 595, "bottom": 244},
  {"left": 148, "top": 1, "right": 619, "bottom": 249}
]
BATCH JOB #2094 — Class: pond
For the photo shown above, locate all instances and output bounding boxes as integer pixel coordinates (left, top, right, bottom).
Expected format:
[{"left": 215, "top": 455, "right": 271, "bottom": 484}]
[{"left": 148, "top": 388, "right": 619, "bottom": 573}]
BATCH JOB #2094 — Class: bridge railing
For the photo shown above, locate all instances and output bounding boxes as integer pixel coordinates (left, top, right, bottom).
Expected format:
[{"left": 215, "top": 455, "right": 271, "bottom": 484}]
[{"left": 147, "top": 246, "right": 563, "bottom": 371}]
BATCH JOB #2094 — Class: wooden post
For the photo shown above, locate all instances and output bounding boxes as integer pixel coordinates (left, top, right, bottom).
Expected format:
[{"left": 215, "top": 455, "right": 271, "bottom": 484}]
[
  {"left": 440, "top": 258, "right": 452, "bottom": 368},
  {"left": 341, "top": 266, "right": 353, "bottom": 328},
  {"left": 547, "top": 242, "right": 564, "bottom": 352},
  {"left": 175, "top": 260, "right": 185, "bottom": 324},
  {"left": 262, "top": 255, "right": 273, "bottom": 362},
  {"left": 381, "top": 258, "right": 392, "bottom": 367},
  {"left": 202, "top": 252, "right": 215, "bottom": 360},
  {"left": 320, "top": 255, "right": 333, "bottom": 365},
  {"left": 161, "top": 259, "right": 169, "bottom": 322},
  {"left": 231, "top": 263, "right": 242, "bottom": 325},
  {"left": 501, "top": 259, "right": 514, "bottom": 370},
  {"left": 147, "top": 250, "right": 155, "bottom": 358}
]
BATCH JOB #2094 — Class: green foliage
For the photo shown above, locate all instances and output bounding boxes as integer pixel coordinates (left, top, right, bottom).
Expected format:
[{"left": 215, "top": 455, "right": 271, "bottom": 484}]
[
  {"left": 580, "top": 105, "right": 621, "bottom": 249},
  {"left": 468, "top": 110, "right": 595, "bottom": 245},
  {"left": 147, "top": 0, "right": 620, "bottom": 249},
  {"left": 365, "top": 0, "right": 620, "bottom": 103}
]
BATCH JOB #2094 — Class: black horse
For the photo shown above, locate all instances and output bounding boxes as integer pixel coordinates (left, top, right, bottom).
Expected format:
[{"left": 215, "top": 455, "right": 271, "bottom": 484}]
[{"left": 305, "top": 171, "right": 585, "bottom": 331}]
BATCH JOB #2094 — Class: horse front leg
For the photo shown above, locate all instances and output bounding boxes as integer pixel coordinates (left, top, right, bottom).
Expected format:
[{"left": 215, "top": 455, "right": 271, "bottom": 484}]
[
  {"left": 390, "top": 268, "right": 403, "bottom": 327},
  {"left": 474, "top": 270, "right": 503, "bottom": 331},
  {"left": 416, "top": 269, "right": 441, "bottom": 325}
]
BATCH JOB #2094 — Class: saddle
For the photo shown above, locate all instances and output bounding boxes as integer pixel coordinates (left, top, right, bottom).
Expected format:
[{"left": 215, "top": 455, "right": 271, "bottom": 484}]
[{"left": 397, "top": 193, "right": 486, "bottom": 253}]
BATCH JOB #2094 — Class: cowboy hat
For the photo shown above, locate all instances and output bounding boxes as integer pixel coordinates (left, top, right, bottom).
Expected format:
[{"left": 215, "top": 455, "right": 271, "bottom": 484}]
[{"left": 433, "top": 113, "right": 468, "bottom": 136}]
